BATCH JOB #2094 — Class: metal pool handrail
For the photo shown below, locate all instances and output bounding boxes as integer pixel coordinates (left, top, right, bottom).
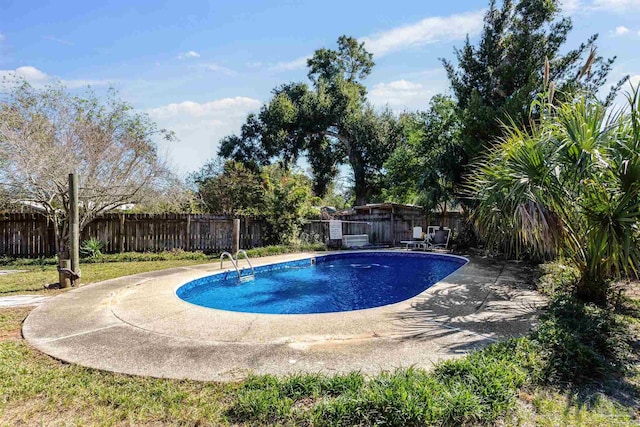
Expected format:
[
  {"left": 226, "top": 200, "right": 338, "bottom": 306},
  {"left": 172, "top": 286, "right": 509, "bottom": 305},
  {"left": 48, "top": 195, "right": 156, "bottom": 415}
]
[
  {"left": 220, "top": 251, "right": 241, "bottom": 279},
  {"left": 235, "top": 249, "right": 255, "bottom": 281}
]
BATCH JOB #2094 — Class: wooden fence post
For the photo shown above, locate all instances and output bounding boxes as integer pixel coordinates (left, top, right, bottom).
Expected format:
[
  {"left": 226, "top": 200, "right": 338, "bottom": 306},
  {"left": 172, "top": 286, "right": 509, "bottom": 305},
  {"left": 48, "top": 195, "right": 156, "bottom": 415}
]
[
  {"left": 69, "top": 173, "right": 80, "bottom": 286},
  {"left": 185, "top": 215, "right": 191, "bottom": 251},
  {"left": 119, "top": 214, "right": 125, "bottom": 253},
  {"left": 232, "top": 218, "right": 240, "bottom": 254},
  {"left": 390, "top": 209, "right": 396, "bottom": 247}
]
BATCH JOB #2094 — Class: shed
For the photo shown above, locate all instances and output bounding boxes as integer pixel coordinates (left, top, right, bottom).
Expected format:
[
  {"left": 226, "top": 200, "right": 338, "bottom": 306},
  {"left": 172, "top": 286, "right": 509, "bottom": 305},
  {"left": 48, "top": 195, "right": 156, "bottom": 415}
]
[{"left": 337, "top": 203, "right": 426, "bottom": 246}]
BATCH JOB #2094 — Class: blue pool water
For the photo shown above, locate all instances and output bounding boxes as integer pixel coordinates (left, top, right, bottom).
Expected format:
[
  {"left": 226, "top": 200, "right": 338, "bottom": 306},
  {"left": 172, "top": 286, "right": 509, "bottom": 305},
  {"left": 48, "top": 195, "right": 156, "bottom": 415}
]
[{"left": 176, "top": 252, "right": 467, "bottom": 314}]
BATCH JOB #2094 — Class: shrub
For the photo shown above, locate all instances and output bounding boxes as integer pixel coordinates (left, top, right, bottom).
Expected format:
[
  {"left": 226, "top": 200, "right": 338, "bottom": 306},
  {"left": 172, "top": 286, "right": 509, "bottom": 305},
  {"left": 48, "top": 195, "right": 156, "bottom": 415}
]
[
  {"left": 467, "top": 91, "right": 640, "bottom": 305},
  {"left": 0, "top": 244, "right": 327, "bottom": 267},
  {"left": 80, "top": 237, "right": 104, "bottom": 259},
  {"left": 0, "top": 256, "right": 58, "bottom": 266},
  {"left": 531, "top": 296, "right": 631, "bottom": 385},
  {"left": 536, "top": 260, "right": 581, "bottom": 297},
  {"left": 89, "top": 250, "right": 210, "bottom": 263},
  {"left": 244, "top": 243, "right": 326, "bottom": 258}
]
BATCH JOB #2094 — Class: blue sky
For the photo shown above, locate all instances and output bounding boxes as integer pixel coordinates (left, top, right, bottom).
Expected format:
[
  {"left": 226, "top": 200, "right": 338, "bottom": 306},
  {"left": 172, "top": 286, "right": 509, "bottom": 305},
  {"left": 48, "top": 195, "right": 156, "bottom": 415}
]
[{"left": 2, "top": 0, "right": 640, "bottom": 175}]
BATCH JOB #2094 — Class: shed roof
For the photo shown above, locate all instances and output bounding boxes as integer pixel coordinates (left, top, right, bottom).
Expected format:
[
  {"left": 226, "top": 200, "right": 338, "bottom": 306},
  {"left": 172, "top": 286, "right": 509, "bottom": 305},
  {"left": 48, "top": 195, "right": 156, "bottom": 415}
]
[{"left": 352, "top": 203, "right": 424, "bottom": 213}]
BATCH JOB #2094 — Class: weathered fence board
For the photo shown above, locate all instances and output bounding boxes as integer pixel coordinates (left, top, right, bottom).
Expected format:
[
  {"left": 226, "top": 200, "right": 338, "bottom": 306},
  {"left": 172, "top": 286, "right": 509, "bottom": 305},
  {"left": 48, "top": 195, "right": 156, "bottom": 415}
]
[
  {"left": 1, "top": 210, "right": 464, "bottom": 257},
  {"left": 0, "top": 213, "right": 55, "bottom": 258},
  {"left": 0, "top": 213, "right": 266, "bottom": 257},
  {"left": 302, "top": 212, "right": 463, "bottom": 246}
]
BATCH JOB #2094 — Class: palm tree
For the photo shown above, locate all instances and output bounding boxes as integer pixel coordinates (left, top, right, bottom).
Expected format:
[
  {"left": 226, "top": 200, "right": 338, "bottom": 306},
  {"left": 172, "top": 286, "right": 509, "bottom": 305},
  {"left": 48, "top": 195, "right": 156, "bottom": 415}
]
[{"left": 467, "top": 87, "right": 640, "bottom": 304}]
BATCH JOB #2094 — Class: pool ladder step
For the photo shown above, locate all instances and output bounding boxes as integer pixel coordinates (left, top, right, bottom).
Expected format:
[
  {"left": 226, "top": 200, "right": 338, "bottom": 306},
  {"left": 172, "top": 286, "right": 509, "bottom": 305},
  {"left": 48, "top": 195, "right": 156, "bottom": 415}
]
[{"left": 220, "top": 250, "right": 255, "bottom": 282}]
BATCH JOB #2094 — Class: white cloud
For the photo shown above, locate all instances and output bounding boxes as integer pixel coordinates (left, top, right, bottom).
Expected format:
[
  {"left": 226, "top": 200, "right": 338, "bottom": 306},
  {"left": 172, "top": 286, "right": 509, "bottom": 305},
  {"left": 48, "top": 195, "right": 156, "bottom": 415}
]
[
  {"left": 146, "top": 97, "right": 262, "bottom": 173},
  {"left": 591, "top": 0, "right": 640, "bottom": 11},
  {"left": 269, "top": 56, "right": 309, "bottom": 72},
  {"left": 361, "top": 10, "right": 485, "bottom": 57},
  {"left": 561, "top": 0, "right": 583, "bottom": 13},
  {"left": 177, "top": 50, "right": 200, "bottom": 59},
  {"left": 202, "top": 63, "right": 236, "bottom": 75},
  {"left": 147, "top": 97, "right": 260, "bottom": 119},
  {"left": 269, "top": 10, "right": 484, "bottom": 72},
  {"left": 43, "top": 35, "right": 73, "bottom": 45},
  {"left": 559, "top": 0, "right": 640, "bottom": 14},
  {"left": 14, "top": 65, "right": 48, "bottom": 81},
  {"left": 614, "top": 25, "right": 630, "bottom": 35},
  {"left": 368, "top": 79, "right": 434, "bottom": 110},
  {"left": 0, "top": 32, "right": 5, "bottom": 42},
  {"left": 0, "top": 65, "right": 111, "bottom": 89}
]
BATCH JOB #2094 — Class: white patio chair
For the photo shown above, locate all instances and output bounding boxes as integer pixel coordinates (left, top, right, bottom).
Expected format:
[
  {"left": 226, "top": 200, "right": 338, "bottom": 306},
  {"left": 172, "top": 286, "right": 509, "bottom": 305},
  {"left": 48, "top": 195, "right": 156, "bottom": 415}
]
[{"left": 421, "top": 226, "right": 451, "bottom": 250}]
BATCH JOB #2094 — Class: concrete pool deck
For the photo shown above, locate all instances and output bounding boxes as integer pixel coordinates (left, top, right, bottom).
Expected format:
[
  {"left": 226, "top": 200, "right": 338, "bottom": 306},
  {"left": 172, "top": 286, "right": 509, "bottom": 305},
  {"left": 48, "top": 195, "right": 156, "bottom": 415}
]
[{"left": 23, "top": 251, "right": 547, "bottom": 381}]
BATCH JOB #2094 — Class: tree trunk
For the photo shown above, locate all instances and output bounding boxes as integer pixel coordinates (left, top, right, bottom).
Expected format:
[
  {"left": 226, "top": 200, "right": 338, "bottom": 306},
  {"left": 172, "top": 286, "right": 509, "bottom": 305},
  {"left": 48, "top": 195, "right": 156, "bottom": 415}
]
[
  {"left": 52, "top": 214, "right": 69, "bottom": 259},
  {"left": 348, "top": 148, "right": 369, "bottom": 206},
  {"left": 353, "top": 172, "right": 369, "bottom": 206},
  {"left": 576, "top": 271, "right": 609, "bottom": 306}
]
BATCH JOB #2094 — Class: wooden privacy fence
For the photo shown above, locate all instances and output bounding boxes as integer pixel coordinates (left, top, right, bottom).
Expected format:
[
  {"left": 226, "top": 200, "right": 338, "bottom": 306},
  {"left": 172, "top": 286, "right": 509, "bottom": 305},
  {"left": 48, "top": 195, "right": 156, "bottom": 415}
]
[
  {"left": 0, "top": 213, "right": 265, "bottom": 257},
  {"left": 0, "top": 213, "right": 56, "bottom": 258},
  {"left": 1, "top": 210, "right": 465, "bottom": 257}
]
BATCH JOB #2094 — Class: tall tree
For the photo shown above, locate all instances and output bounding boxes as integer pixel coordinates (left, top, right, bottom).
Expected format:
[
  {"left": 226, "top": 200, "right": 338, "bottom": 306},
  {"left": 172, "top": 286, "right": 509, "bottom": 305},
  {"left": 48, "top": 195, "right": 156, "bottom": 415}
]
[
  {"left": 383, "top": 96, "right": 463, "bottom": 213},
  {"left": 467, "top": 88, "right": 640, "bottom": 304},
  {"left": 442, "top": 0, "right": 624, "bottom": 164},
  {"left": 0, "top": 82, "right": 175, "bottom": 256},
  {"left": 260, "top": 165, "right": 318, "bottom": 244},
  {"left": 219, "top": 36, "right": 400, "bottom": 205},
  {"left": 189, "top": 159, "right": 318, "bottom": 244},
  {"left": 189, "top": 159, "right": 266, "bottom": 215}
]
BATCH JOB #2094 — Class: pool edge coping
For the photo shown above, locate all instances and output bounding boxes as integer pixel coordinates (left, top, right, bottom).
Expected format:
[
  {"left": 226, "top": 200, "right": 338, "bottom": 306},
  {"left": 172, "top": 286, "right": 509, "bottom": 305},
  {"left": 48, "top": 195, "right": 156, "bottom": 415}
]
[{"left": 22, "top": 250, "right": 546, "bottom": 381}]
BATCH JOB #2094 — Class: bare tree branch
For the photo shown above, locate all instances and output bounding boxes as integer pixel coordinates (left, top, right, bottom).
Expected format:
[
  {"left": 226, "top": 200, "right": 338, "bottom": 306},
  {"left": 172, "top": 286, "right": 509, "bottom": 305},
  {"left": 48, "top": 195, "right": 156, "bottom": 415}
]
[{"left": 0, "top": 81, "right": 176, "bottom": 256}]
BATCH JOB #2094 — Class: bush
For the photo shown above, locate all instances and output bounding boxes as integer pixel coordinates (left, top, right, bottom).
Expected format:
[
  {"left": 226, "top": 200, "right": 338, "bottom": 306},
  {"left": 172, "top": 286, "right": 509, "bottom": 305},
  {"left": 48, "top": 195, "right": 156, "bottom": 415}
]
[
  {"left": 536, "top": 260, "right": 581, "bottom": 296},
  {"left": 244, "top": 243, "right": 326, "bottom": 258},
  {"left": 0, "top": 256, "right": 58, "bottom": 266},
  {"left": 531, "top": 296, "right": 631, "bottom": 385},
  {"left": 80, "top": 237, "right": 104, "bottom": 259},
  {"left": 89, "top": 249, "right": 210, "bottom": 263}
]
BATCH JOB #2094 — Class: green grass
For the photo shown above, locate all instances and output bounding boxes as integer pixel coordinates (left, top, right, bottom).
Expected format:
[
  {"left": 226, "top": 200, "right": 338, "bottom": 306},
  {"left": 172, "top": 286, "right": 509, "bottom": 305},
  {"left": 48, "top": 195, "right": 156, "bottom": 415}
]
[
  {"left": 0, "top": 307, "right": 31, "bottom": 341},
  {"left": 0, "top": 257, "right": 638, "bottom": 425},
  {"left": 1, "top": 331, "right": 635, "bottom": 426},
  {"left": 0, "top": 244, "right": 327, "bottom": 267},
  {"left": 0, "top": 260, "right": 213, "bottom": 295},
  {"left": 0, "top": 341, "right": 233, "bottom": 425},
  {"left": 0, "top": 335, "right": 536, "bottom": 426},
  {"left": 528, "top": 388, "right": 638, "bottom": 427},
  {"left": 0, "top": 243, "right": 327, "bottom": 295}
]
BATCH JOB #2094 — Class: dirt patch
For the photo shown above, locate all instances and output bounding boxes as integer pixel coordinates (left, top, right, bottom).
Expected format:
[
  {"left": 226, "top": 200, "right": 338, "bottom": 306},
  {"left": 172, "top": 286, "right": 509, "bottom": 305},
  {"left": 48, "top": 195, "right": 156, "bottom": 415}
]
[
  {"left": 0, "top": 306, "right": 32, "bottom": 342},
  {"left": 0, "top": 328, "right": 21, "bottom": 341},
  {"left": 292, "top": 396, "right": 317, "bottom": 411}
]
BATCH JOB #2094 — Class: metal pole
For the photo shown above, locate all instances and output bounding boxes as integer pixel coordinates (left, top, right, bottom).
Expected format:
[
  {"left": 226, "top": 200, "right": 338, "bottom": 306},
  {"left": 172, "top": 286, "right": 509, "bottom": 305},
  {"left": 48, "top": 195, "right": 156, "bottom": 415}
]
[{"left": 69, "top": 173, "right": 80, "bottom": 286}]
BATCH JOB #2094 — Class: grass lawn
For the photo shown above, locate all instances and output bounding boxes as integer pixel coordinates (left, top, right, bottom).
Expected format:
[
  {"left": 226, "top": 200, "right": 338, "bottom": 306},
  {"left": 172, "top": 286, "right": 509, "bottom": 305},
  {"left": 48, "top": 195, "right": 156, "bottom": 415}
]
[
  {"left": 0, "top": 257, "right": 638, "bottom": 425},
  {"left": 0, "top": 260, "right": 213, "bottom": 295},
  {"left": 0, "top": 244, "right": 326, "bottom": 296}
]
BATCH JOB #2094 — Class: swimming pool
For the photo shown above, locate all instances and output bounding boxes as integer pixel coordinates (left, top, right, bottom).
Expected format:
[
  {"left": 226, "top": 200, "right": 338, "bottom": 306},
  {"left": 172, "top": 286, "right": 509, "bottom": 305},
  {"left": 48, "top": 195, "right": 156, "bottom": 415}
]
[{"left": 176, "top": 252, "right": 467, "bottom": 314}]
